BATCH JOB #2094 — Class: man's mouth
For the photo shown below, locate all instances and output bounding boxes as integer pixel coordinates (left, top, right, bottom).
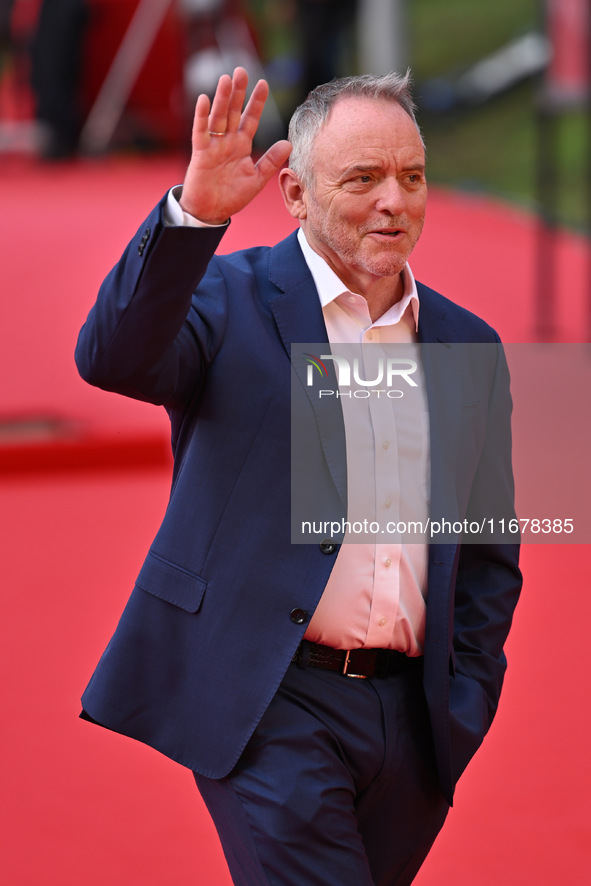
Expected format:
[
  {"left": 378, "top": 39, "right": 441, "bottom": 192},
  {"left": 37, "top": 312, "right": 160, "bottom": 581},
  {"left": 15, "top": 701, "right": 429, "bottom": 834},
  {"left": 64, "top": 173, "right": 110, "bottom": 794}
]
[{"left": 368, "top": 228, "right": 405, "bottom": 237}]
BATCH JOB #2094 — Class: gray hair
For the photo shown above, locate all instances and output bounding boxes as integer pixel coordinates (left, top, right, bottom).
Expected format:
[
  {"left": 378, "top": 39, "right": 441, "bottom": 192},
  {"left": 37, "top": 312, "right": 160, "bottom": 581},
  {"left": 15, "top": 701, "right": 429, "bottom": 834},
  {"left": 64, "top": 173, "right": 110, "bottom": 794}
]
[{"left": 288, "top": 70, "right": 422, "bottom": 187}]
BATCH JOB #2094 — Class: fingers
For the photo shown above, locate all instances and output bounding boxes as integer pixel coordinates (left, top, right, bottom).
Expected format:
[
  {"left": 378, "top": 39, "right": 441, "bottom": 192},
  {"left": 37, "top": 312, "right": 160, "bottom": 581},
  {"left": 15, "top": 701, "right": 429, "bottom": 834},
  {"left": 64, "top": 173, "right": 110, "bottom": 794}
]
[
  {"left": 226, "top": 68, "right": 251, "bottom": 133},
  {"left": 207, "top": 70, "right": 237, "bottom": 136},
  {"left": 238, "top": 78, "right": 269, "bottom": 140},
  {"left": 191, "top": 68, "right": 270, "bottom": 146},
  {"left": 192, "top": 92, "right": 212, "bottom": 147},
  {"left": 255, "top": 140, "right": 293, "bottom": 184}
]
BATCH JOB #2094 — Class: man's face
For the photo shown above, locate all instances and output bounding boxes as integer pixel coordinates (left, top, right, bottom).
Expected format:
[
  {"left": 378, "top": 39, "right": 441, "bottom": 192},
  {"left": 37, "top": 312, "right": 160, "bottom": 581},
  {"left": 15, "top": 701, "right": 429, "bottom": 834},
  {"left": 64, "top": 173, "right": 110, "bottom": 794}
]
[{"left": 299, "top": 97, "right": 427, "bottom": 295}]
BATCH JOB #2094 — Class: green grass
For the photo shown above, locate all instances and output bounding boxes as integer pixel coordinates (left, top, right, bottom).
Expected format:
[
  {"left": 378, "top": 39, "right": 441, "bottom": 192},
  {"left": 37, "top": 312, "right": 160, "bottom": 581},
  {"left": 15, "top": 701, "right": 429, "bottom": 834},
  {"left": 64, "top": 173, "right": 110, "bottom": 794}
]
[
  {"left": 409, "top": 1, "right": 589, "bottom": 231},
  {"left": 411, "top": 0, "right": 536, "bottom": 78},
  {"left": 420, "top": 83, "right": 537, "bottom": 208},
  {"left": 256, "top": 0, "right": 589, "bottom": 230}
]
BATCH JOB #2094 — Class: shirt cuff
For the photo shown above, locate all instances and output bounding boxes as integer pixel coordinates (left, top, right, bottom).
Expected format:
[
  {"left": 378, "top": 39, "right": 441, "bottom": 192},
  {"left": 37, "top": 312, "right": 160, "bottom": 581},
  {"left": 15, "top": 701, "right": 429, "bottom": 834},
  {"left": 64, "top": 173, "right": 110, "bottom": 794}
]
[{"left": 164, "top": 186, "right": 229, "bottom": 228}]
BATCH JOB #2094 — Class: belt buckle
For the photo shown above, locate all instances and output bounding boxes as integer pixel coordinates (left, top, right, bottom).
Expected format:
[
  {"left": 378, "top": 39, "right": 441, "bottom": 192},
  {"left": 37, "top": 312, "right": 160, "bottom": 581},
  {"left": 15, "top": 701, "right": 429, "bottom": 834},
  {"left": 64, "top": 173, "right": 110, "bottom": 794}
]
[{"left": 341, "top": 650, "right": 368, "bottom": 679}]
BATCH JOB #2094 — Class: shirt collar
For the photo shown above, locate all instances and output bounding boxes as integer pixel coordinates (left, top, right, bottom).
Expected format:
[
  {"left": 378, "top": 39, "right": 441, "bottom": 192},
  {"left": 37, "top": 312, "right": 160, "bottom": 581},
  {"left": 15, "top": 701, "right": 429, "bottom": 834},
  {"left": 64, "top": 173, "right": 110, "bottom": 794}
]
[{"left": 297, "top": 228, "right": 420, "bottom": 331}]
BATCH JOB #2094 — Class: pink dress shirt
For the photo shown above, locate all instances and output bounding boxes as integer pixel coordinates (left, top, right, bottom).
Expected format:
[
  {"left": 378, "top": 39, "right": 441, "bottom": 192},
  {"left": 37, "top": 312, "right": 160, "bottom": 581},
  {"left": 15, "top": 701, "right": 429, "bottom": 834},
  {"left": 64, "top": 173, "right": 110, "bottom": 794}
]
[{"left": 297, "top": 230, "right": 430, "bottom": 655}]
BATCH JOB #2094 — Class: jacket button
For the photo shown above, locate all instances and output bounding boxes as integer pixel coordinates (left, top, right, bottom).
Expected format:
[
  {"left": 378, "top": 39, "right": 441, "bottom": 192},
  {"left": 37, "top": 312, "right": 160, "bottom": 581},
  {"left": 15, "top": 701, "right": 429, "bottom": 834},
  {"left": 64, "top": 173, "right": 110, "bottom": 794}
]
[
  {"left": 137, "top": 229, "right": 151, "bottom": 255},
  {"left": 319, "top": 539, "right": 337, "bottom": 554},
  {"left": 290, "top": 608, "right": 308, "bottom": 625}
]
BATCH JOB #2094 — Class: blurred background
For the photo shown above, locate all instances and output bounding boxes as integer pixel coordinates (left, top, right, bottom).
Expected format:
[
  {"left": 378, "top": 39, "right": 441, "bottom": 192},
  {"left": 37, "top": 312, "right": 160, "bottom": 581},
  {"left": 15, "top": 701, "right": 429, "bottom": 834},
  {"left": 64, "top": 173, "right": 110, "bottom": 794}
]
[
  {"left": 1, "top": 0, "right": 589, "bottom": 230},
  {"left": 1, "top": 2, "right": 590, "bottom": 884}
]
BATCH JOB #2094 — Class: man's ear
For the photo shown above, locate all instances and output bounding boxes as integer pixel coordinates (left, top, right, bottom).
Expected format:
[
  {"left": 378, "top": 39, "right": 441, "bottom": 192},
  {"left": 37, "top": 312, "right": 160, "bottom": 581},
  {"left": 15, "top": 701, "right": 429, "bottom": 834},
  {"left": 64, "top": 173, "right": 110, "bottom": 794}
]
[{"left": 278, "top": 168, "right": 308, "bottom": 219}]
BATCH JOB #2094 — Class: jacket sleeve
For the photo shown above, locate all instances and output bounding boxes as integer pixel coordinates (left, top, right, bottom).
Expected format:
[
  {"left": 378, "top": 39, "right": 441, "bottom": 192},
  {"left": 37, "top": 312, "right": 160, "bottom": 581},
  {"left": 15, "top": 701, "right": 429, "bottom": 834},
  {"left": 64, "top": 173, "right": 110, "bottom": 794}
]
[
  {"left": 75, "top": 193, "right": 228, "bottom": 407},
  {"left": 448, "top": 341, "right": 522, "bottom": 788}
]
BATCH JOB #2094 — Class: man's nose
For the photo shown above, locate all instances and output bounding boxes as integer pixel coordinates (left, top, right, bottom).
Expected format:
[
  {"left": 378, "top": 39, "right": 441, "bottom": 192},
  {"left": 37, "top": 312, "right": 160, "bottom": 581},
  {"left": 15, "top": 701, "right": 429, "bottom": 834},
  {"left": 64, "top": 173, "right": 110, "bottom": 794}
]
[{"left": 374, "top": 178, "right": 405, "bottom": 214}]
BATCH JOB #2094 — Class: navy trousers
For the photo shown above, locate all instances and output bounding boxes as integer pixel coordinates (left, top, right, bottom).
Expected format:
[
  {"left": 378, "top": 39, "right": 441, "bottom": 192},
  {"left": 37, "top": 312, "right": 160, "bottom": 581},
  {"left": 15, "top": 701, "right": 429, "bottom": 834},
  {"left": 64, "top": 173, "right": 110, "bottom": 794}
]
[{"left": 194, "top": 659, "right": 449, "bottom": 886}]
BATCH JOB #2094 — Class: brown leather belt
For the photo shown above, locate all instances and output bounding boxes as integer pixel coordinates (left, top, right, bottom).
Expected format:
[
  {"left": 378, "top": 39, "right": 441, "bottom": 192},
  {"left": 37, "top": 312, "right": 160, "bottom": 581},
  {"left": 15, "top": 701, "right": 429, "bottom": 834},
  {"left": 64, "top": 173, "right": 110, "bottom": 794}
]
[{"left": 292, "top": 640, "right": 423, "bottom": 679}]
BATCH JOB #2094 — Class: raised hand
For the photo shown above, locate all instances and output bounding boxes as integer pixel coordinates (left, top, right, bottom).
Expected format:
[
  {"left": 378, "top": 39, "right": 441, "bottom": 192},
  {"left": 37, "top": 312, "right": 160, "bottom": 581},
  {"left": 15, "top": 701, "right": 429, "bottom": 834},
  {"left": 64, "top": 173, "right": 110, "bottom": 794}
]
[{"left": 179, "top": 67, "right": 292, "bottom": 225}]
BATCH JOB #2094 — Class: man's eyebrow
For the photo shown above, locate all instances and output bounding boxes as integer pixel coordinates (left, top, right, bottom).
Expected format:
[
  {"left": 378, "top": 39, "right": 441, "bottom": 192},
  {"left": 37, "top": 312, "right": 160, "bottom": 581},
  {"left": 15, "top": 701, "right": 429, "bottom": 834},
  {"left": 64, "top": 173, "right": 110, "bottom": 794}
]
[
  {"left": 339, "top": 163, "right": 385, "bottom": 178},
  {"left": 339, "top": 162, "right": 426, "bottom": 178}
]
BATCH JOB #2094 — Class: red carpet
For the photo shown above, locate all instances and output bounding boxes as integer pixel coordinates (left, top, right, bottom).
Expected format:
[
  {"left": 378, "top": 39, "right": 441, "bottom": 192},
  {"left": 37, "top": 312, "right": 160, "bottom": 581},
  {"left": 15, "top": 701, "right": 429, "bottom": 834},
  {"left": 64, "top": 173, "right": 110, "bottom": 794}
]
[{"left": 1, "top": 154, "right": 589, "bottom": 884}]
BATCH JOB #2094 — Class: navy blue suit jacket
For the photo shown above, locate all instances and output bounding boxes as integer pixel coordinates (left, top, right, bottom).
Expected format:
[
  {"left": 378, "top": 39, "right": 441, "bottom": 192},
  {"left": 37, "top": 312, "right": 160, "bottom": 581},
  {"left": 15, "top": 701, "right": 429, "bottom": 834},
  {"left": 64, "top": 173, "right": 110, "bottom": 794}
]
[{"left": 76, "top": 194, "right": 522, "bottom": 806}]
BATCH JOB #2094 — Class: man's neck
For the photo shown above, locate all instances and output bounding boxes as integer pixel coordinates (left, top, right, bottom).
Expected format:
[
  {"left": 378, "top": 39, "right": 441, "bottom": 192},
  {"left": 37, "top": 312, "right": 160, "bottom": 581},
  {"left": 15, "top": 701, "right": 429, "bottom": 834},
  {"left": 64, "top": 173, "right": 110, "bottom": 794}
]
[
  {"left": 363, "top": 275, "right": 405, "bottom": 323},
  {"left": 300, "top": 230, "right": 405, "bottom": 322}
]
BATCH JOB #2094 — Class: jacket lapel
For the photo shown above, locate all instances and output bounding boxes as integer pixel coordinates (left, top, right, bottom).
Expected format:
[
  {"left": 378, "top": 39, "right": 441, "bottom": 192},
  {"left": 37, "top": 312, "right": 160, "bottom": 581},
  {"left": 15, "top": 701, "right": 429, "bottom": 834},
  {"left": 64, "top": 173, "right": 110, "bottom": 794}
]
[
  {"left": 418, "top": 287, "right": 465, "bottom": 536},
  {"left": 267, "top": 232, "right": 347, "bottom": 510}
]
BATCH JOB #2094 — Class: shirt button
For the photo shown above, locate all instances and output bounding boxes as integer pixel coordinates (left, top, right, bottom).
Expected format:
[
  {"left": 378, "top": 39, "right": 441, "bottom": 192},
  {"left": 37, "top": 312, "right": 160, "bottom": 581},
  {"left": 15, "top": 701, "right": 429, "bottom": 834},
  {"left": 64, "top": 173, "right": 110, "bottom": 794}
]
[
  {"left": 347, "top": 295, "right": 356, "bottom": 303},
  {"left": 378, "top": 617, "right": 387, "bottom": 627},
  {"left": 384, "top": 499, "right": 392, "bottom": 509},
  {"left": 382, "top": 440, "right": 390, "bottom": 450},
  {"left": 366, "top": 332, "right": 374, "bottom": 341},
  {"left": 290, "top": 608, "right": 309, "bottom": 625},
  {"left": 319, "top": 539, "right": 337, "bottom": 554},
  {"left": 384, "top": 558, "right": 392, "bottom": 568}
]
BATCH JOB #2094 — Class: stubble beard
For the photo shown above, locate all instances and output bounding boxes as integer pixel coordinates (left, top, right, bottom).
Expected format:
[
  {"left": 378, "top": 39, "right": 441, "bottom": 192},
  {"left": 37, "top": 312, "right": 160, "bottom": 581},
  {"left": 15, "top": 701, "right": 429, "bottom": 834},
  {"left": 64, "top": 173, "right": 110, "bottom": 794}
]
[{"left": 312, "top": 211, "right": 424, "bottom": 286}]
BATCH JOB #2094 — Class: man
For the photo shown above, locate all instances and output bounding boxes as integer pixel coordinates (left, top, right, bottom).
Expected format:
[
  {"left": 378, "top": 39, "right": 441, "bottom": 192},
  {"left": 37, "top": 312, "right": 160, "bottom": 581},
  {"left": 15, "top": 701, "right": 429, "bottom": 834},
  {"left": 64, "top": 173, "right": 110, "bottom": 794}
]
[{"left": 76, "top": 68, "right": 522, "bottom": 885}]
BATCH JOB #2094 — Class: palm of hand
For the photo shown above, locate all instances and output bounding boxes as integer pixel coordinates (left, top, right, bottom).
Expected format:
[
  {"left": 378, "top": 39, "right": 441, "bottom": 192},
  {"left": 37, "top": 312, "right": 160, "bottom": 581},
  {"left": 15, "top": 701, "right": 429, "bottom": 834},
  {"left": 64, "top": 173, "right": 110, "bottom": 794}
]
[{"left": 180, "top": 69, "right": 292, "bottom": 226}]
